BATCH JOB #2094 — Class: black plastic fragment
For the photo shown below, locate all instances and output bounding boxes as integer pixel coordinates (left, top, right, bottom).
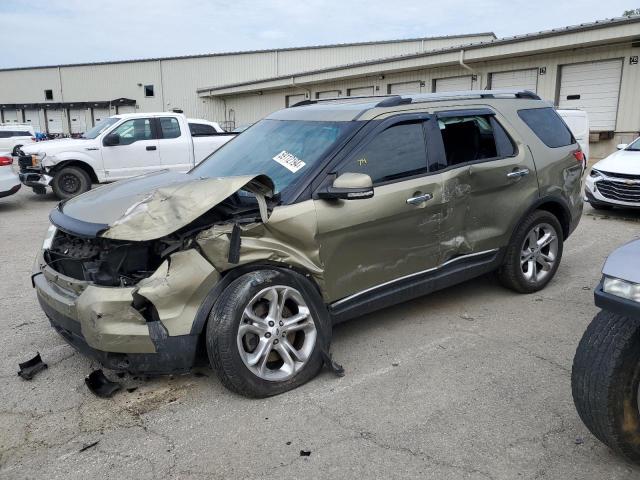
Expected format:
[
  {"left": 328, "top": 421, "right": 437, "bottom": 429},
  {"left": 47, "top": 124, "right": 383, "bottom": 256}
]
[
  {"left": 18, "top": 352, "right": 48, "bottom": 380},
  {"left": 228, "top": 223, "right": 241, "bottom": 264},
  {"left": 85, "top": 369, "right": 122, "bottom": 398},
  {"left": 79, "top": 440, "right": 99, "bottom": 453},
  {"left": 300, "top": 450, "right": 311, "bottom": 457},
  {"left": 321, "top": 350, "right": 345, "bottom": 377}
]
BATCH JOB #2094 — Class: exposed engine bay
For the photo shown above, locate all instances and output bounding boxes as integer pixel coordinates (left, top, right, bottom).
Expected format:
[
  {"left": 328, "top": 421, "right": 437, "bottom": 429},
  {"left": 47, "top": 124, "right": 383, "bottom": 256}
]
[{"left": 44, "top": 192, "right": 269, "bottom": 287}]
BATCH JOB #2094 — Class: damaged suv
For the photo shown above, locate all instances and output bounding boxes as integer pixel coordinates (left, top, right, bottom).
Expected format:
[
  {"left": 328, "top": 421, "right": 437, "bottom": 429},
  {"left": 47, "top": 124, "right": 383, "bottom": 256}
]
[{"left": 33, "top": 91, "right": 584, "bottom": 397}]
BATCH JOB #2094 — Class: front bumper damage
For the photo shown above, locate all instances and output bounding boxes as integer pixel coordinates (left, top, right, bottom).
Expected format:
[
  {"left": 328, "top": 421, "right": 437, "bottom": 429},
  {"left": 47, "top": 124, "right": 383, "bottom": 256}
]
[
  {"left": 18, "top": 155, "right": 51, "bottom": 191},
  {"left": 34, "top": 248, "right": 220, "bottom": 374}
]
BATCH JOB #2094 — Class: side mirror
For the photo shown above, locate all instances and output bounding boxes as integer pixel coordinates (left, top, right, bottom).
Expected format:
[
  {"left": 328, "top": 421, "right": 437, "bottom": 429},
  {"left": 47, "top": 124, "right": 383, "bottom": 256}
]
[
  {"left": 317, "top": 173, "right": 374, "bottom": 200},
  {"left": 616, "top": 143, "right": 628, "bottom": 150},
  {"left": 103, "top": 133, "right": 120, "bottom": 146}
]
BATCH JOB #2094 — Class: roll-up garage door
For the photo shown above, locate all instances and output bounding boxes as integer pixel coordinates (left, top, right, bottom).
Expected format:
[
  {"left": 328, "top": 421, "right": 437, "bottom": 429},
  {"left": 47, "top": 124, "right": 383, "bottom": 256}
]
[
  {"left": 348, "top": 86, "right": 375, "bottom": 97},
  {"left": 434, "top": 76, "right": 473, "bottom": 92},
  {"left": 558, "top": 59, "right": 623, "bottom": 131},
  {"left": 388, "top": 81, "right": 422, "bottom": 94},
  {"left": 24, "top": 109, "right": 43, "bottom": 131},
  {"left": 2, "top": 109, "right": 19, "bottom": 123},
  {"left": 490, "top": 69, "right": 538, "bottom": 93},
  {"left": 286, "top": 94, "right": 306, "bottom": 107},
  {"left": 117, "top": 105, "right": 136, "bottom": 115},
  {"left": 92, "top": 107, "right": 111, "bottom": 124},
  {"left": 316, "top": 90, "right": 341, "bottom": 99},
  {"left": 69, "top": 109, "right": 88, "bottom": 134},
  {"left": 46, "top": 109, "right": 65, "bottom": 134}
]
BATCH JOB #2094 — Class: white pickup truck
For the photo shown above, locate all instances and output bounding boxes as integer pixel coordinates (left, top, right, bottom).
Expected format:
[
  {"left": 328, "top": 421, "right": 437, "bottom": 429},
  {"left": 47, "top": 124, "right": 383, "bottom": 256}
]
[{"left": 18, "top": 112, "right": 235, "bottom": 199}]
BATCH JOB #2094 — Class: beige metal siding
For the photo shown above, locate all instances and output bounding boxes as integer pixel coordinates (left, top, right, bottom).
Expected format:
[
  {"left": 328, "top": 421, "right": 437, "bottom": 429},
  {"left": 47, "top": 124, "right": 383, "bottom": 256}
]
[
  {"left": 316, "top": 90, "right": 341, "bottom": 99},
  {"left": 490, "top": 68, "right": 538, "bottom": 92},
  {"left": 434, "top": 75, "right": 473, "bottom": 92},
  {"left": 388, "top": 81, "right": 423, "bottom": 94}
]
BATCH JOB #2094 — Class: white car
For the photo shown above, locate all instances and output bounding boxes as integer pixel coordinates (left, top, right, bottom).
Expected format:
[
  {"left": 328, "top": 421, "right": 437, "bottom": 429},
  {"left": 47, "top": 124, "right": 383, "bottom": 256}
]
[
  {"left": 18, "top": 113, "right": 236, "bottom": 199},
  {"left": 0, "top": 153, "right": 21, "bottom": 199},
  {"left": 557, "top": 109, "right": 589, "bottom": 167},
  {"left": 585, "top": 137, "right": 640, "bottom": 209},
  {"left": 0, "top": 124, "right": 36, "bottom": 156}
]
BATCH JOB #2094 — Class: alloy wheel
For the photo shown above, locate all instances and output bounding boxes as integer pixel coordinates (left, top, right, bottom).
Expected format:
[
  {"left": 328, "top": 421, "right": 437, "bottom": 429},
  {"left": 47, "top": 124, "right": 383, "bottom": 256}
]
[
  {"left": 236, "top": 285, "right": 317, "bottom": 381},
  {"left": 520, "top": 223, "right": 559, "bottom": 284}
]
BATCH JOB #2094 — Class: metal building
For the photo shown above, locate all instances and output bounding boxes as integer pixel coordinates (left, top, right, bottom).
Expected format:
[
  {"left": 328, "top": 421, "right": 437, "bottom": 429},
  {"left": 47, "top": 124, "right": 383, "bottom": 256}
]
[{"left": 1, "top": 16, "right": 639, "bottom": 157}]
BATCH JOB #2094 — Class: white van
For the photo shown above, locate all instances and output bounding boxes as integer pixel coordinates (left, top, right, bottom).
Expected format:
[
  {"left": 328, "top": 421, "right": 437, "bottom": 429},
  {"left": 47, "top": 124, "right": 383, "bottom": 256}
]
[{"left": 557, "top": 109, "right": 589, "bottom": 167}]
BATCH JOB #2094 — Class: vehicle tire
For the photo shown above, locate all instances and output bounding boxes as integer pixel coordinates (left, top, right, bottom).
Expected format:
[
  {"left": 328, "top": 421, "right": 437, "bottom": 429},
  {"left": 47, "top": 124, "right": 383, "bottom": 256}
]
[
  {"left": 498, "top": 210, "right": 563, "bottom": 293},
  {"left": 51, "top": 166, "right": 91, "bottom": 200},
  {"left": 206, "top": 269, "right": 330, "bottom": 397},
  {"left": 12, "top": 145, "right": 22, "bottom": 157},
  {"left": 588, "top": 201, "right": 613, "bottom": 211},
  {"left": 571, "top": 310, "right": 640, "bottom": 464}
]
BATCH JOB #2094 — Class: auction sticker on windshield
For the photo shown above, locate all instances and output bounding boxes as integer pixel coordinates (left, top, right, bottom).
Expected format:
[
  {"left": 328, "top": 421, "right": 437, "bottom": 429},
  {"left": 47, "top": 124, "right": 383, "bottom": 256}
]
[{"left": 273, "top": 150, "right": 306, "bottom": 173}]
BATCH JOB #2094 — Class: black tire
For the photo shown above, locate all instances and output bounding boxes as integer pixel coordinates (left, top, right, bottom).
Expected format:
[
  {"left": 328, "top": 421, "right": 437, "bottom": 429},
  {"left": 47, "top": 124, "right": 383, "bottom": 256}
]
[
  {"left": 12, "top": 145, "right": 22, "bottom": 157},
  {"left": 589, "top": 201, "right": 613, "bottom": 211},
  {"left": 498, "top": 210, "right": 564, "bottom": 293},
  {"left": 571, "top": 310, "right": 640, "bottom": 464},
  {"left": 51, "top": 166, "right": 91, "bottom": 200},
  {"left": 206, "top": 269, "right": 331, "bottom": 398}
]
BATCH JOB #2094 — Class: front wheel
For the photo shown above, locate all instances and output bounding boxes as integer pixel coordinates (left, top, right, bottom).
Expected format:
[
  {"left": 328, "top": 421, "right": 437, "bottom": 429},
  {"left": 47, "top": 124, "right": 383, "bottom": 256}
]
[
  {"left": 206, "top": 269, "right": 331, "bottom": 397},
  {"left": 498, "top": 210, "right": 563, "bottom": 293},
  {"left": 572, "top": 310, "right": 640, "bottom": 464},
  {"left": 51, "top": 166, "right": 91, "bottom": 200}
]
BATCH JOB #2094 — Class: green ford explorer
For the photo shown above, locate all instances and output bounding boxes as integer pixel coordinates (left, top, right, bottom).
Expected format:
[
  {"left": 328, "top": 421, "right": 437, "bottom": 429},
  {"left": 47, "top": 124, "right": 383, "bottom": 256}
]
[{"left": 33, "top": 90, "right": 584, "bottom": 397}]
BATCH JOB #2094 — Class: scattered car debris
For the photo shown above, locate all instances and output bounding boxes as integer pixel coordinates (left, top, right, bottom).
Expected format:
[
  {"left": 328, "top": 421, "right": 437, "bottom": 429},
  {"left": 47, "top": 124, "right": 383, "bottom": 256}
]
[
  {"left": 299, "top": 450, "right": 311, "bottom": 457},
  {"left": 321, "top": 351, "right": 345, "bottom": 377},
  {"left": 85, "top": 370, "right": 122, "bottom": 398},
  {"left": 392, "top": 362, "right": 400, "bottom": 367},
  {"left": 460, "top": 313, "right": 474, "bottom": 321},
  {"left": 17, "top": 352, "right": 48, "bottom": 380},
  {"left": 286, "top": 441, "right": 292, "bottom": 445},
  {"left": 574, "top": 436, "right": 584, "bottom": 445},
  {"left": 78, "top": 440, "right": 99, "bottom": 453}
]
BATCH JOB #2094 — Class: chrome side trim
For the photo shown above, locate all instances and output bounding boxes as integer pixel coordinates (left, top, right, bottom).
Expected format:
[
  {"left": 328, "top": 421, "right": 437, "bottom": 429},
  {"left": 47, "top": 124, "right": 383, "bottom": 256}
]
[{"left": 330, "top": 249, "right": 499, "bottom": 308}]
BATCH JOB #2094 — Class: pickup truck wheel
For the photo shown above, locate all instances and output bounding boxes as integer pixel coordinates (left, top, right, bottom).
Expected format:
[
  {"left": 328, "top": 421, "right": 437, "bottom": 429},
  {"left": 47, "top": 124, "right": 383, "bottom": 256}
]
[
  {"left": 572, "top": 310, "right": 640, "bottom": 464},
  {"left": 51, "top": 166, "right": 91, "bottom": 200},
  {"left": 498, "top": 210, "right": 563, "bottom": 293},
  {"left": 206, "top": 269, "right": 330, "bottom": 397}
]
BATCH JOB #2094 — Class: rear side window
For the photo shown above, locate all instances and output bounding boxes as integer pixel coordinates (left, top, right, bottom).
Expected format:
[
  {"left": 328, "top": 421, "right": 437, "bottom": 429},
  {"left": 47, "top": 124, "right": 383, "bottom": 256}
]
[
  {"left": 437, "top": 115, "right": 515, "bottom": 167},
  {"left": 518, "top": 107, "right": 574, "bottom": 148},
  {"left": 159, "top": 117, "right": 181, "bottom": 139},
  {"left": 189, "top": 123, "right": 217, "bottom": 136},
  {"left": 11, "top": 131, "right": 31, "bottom": 137},
  {"left": 338, "top": 121, "right": 427, "bottom": 184}
]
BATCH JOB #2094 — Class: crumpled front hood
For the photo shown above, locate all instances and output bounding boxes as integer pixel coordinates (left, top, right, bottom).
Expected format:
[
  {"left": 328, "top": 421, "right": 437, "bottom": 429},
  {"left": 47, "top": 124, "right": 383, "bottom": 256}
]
[
  {"left": 593, "top": 149, "right": 640, "bottom": 176},
  {"left": 22, "top": 138, "right": 98, "bottom": 155},
  {"left": 58, "top": 170, "right": 274, "bottom": 241}
]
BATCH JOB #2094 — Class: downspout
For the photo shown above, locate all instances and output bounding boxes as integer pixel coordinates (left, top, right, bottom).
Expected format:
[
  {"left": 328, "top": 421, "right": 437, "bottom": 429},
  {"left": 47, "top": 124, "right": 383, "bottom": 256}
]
[{"left": 458, "top": 49, "right": 480, "bottom": 89}]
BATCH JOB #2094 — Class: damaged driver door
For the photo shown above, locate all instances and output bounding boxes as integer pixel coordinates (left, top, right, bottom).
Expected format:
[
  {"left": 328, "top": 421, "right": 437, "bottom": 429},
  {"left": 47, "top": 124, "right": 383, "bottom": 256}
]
[{"left": 313, "top": 114, "right": 443, "bottom": 303}]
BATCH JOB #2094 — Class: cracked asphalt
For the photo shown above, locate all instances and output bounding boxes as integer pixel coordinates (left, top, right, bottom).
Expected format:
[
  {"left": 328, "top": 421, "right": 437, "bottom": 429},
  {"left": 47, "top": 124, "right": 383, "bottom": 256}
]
[{"left": 2, "top": 186, "right": 640, "bottom": 480}]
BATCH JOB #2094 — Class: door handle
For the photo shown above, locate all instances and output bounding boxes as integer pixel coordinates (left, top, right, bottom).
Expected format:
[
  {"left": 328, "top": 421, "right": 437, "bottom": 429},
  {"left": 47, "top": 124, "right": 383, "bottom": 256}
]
[
  {"left": 406, "top": 193, "right": 433, "bottom": 205},
  {"left": 146, "top": 146, "right": 157, "bottom": 151},
  {"left": 507, "top": 168, "right": 530, "bottom": 179}
]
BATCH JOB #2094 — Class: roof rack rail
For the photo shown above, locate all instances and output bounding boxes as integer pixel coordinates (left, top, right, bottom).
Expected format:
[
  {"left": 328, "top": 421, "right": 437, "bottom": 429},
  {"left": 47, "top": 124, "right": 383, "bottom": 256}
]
[{"left": 290, "top": 94, "right": 401, "bottom": 108}]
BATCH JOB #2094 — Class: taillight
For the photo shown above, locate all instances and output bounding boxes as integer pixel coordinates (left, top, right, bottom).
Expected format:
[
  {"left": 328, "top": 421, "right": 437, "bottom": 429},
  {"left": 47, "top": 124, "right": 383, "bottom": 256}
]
[
  {"left": 0, "top": 156, "right": 13, "bottom": 166},
  {"left": 573, "top": 149, "right": 585, "bottom": 163},
  {"left": 30, "top": 137, "right": 36, "bottom": 141}
]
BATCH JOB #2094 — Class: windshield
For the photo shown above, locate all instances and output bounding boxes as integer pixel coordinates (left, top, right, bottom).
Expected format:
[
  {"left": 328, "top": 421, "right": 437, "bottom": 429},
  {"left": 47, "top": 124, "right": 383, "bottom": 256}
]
[
  {"left": 191, "top": 119, "right": 360, "bottom": 194},
  {"left": 626, "top": 137, "right": 640, "bottom": 151},
  {"left": 82, "top": 117, "right": 120, "bottom": 139}
]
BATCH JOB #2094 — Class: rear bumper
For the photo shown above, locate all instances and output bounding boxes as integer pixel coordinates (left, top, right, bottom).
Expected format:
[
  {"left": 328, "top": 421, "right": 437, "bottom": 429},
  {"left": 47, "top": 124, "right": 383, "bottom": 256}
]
[{"left": 0, "top": 183, "right": 20, "bottom": 198}]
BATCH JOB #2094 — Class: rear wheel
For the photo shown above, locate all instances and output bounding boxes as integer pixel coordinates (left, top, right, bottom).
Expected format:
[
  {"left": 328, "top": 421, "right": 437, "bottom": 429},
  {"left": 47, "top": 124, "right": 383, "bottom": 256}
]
[
  {"left": 572, "top": 310, "right": 640, "bottom": 464},
  {"left": 51, "top": 166, "right": 91, "bottom": 199},
  {"left": 206, "top": 269, "right": 330, "bottom": 397},
  {"left": 498, "top": 210, "right": 563, "bottom": 293}
]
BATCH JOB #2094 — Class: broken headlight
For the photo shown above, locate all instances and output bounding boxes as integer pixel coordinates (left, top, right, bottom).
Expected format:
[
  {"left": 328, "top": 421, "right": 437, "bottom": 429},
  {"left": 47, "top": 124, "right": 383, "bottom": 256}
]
[
  {"left": 603, "top": 276, "right": 640, "bottom": 303},
  {"left": 42, "top": 224, "right": 57, "bottom": 251}
]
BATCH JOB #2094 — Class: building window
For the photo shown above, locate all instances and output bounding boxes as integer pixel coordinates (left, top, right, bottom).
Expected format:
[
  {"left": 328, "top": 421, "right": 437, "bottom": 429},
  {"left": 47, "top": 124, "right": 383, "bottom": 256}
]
[
  {"left": 44, "top": 89, "right": 53, "bottom": 100},
  {"left": 144, "top": 85, "right": 154, "bottom": 97}
]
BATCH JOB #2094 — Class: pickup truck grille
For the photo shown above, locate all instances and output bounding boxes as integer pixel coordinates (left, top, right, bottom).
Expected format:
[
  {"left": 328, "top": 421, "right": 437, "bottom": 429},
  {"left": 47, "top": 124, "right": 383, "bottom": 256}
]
[
  {"left": 18, "top": 155, "right": 34, "bottom": 170},
  {"left": 597, "top": 178, "right": 640, "bottom": 203}
]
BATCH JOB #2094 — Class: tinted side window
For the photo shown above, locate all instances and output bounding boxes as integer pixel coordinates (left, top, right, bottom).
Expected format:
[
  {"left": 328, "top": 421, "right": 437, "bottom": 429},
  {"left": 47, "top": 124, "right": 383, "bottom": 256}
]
[
  {"left": 439, "top": 115, "right": 510, "bottom": 167},
  {"left": 11, "top": 131, "right": 32, "bottom": 137},
  {"left": 518, "top": 107, "right": 574, "bottom": 148},
  {"left": 112, "top": 119, "right": 153, "bottom": 145},
  {"left": 189, "top": 123, "right": 217, "bottom": 136},
  {"left": 338, "top": 122, "right": 427, "bottom": 184},
  {"left": 159, "top": 117, "right": 181, "bottom": 139}
]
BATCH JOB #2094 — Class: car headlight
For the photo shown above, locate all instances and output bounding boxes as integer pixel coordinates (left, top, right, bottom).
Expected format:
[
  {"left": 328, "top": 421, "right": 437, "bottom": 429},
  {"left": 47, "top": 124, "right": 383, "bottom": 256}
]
[
  {"left": 42, "top": 224, "right": 57, "bottom": 251},
  {"left": 603, "top": 276, "right": 640, "bottom": 303}
]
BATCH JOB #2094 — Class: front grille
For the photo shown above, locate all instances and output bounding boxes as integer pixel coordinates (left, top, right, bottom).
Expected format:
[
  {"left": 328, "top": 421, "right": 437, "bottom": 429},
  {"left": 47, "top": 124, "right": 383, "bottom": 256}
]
[
  {"left": 596, "top": 179, "right": 640, "bottom": 203},
  {"left": 599, "top": 170, "right": 640, "bottom": 180},
  {"left": 18, "top": 155, "right": 33, "bottom": 169}
]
